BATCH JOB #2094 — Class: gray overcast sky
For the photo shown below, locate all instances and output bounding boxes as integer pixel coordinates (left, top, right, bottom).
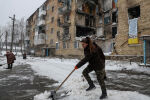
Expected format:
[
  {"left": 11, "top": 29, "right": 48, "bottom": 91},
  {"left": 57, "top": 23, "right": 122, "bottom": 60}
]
[{"left": 0, "top": 0, "right": 46, "bottom": 27}]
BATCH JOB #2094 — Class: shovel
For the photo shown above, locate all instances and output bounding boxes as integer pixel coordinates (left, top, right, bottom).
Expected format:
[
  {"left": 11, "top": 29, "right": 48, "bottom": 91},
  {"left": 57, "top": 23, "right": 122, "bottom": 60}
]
[{"left": 49, "top": 68, "right": 76, "bottom": 100}]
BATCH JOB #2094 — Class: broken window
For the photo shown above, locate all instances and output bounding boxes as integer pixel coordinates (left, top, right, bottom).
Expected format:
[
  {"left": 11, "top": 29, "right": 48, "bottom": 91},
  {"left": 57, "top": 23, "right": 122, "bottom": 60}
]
[
  {"left": 51, "top": 28, "right": 54, "bottom": 34},
  {"left": 128, "top": 6, "right": 140, "bottom": 19},
  {"left": 85, "top": 16, "right": 90, "bottom": 26},
  {"left": 81, "top": 2, "right": 96, "bottom": 15},
  {"left": 112, "top": 27, "right": 117, "bottom": 38},
  {"left": 64, "top": 28, "right": 69, "bottom": 35},
  {"left": 74, "top": 41, "right": 79, "bottom": 49},
  {"left": 52, "top": 6, "right": 54, "bottom": 12},
  {"left": 104, "top": 13, "right": 110, "bottom": 24},
  {"left": 57, "top": 31, "right": 60, "bottom": 37},
  {"left": 85, "top": 16, "right": 95, "bottom": 27},
  {"left": 64, "top": 15, "right": 69, "bottom": 22},
  {"left": 57, "top": 18, "right": 61, "bottom": 26},
  {"left": 112, "top": 11, "right": 117, "bottom": 23},
  {"left": 40, "top": 15, "right": 46, "bottom": 20},
  {"left": 99, "top": 14, "right": 103, "bottom": 24},
  {"left": 56, "top": 42, "right": 59, "bottom": 50},
  {"left": 76, "top": 26, "right": 95, "bottom": 37},
  {"left": 63, "top": 42, "right": 66, "bottom": 49},
  {"left": 39, "top": 26, "right": 45, "bottom": 33},
  {"left": 51, "top": 17, "right": 54, "bottom": 23}
]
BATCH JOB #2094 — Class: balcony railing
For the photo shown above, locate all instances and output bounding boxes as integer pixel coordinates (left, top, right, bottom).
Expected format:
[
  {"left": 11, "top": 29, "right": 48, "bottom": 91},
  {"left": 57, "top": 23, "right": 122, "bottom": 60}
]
[
  {"left": 39, "top": 10, "right": 46, "bottom": 17},
  {"left": 37, "top": 20, "right": 45, "bottom": 26},
  {"left": 62, "top": 33, "right": 71, "bottom": 41},
  {"left": 34, "top": 33, "right": 46, "bottom": 45},
  {"left": 58, "top": 6, "right": 71, "bottom": 15},
  {"left": 60, "top": 20, "right": 71, "bottom": 27},
  {"left": 58, "top": 0, "right": 65, "bottom": 3}
]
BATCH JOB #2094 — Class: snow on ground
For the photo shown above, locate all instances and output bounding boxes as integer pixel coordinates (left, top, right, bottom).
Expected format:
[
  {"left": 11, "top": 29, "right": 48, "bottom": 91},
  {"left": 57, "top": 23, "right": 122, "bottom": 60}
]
[{"left": 0, "top": 56, "right": 150, "bottom": 100}]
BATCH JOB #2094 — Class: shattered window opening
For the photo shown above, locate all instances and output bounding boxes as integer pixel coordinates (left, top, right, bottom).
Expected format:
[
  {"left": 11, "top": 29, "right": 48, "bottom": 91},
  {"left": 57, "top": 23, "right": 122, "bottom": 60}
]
[
  {"left": 74, "top": 41, "right": 79, "bottom": 49},
  {"left": 112, "top": 11, "right": 117, "bottom": 23},
  {"left": 76, "top": 26, "right": 95, "bottom": 37},
  {"left": 63, "top": 42, "right": 67, "bottom": 49},
  {"left": 128, "top": 6, "right": 140, "bottom": 19},
  {"left": 64, "top": 28, "right": 69, "bottom": 35},
  {"left": 112, "top": 27, "right": 117, "bottom": 38}
]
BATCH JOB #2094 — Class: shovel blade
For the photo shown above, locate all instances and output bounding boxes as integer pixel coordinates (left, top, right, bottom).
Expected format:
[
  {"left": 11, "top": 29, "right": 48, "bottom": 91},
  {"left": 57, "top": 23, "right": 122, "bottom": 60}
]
[{"left": 49, "top": 91, "right": 57, "bottom": 100}]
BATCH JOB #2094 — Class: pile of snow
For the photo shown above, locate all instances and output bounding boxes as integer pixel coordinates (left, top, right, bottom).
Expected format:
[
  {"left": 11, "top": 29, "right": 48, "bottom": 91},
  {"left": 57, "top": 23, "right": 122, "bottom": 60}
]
[
  {"left": 104, "top": 52, "right": 112, "bottom": 56},
  {"left": 0, "top": 56, "right": 150, "bottom": 100}
]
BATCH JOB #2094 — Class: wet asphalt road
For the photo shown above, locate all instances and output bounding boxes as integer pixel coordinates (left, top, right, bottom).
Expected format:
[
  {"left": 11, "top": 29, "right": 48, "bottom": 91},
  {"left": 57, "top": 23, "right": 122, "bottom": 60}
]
[
  {"left": 93, "top": 69, "right": 150, "bottom": 96},
  {"left": 106, "top": 70, "right": 150, "bottom": 96},
  {"left": 0, "top": 64, "right": 57, "bottom": 100}
]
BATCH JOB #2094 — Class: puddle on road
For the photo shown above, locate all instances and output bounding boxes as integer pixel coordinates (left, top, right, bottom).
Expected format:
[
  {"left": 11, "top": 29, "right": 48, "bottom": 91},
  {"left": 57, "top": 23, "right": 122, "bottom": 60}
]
[{"left": 0, "top": 64, "right": 57, "bottom": 100}]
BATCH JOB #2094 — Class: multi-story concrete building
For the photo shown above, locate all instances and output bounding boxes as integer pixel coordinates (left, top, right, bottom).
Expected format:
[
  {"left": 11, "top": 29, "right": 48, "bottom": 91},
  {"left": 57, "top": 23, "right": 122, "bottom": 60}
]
[
  {"left": 26, "top": 0, "right": 118, "bottom": 57},
  {"left": 26, "top": 0, "right": 150, "bottom": 65}
]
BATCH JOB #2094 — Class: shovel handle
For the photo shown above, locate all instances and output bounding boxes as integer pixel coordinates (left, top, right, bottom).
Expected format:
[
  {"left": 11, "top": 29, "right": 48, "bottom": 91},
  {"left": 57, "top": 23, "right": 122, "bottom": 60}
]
[{"left": 55, "top": 68, "right": 76, "bottom": 92}]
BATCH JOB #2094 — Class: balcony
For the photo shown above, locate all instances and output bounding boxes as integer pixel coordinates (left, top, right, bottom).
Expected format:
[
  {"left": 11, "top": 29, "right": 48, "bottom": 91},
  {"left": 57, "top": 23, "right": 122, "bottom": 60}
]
[
  {"left": 62, "top": 33, "right": 71, "bottom": 41},
  {"left": 60, "top": 20, "right": 71, "bottom": 27},
  {"left": 34, "top": 33, "right": 46, "bottom": 45},
  {"left": 84, "top": 0, "right": 96, "bottom": 5},
  {"left": 58, "top": 6, "right": 71, "bottom": 15},
  {"left": 37, "top": 20, "right": 45, "bottom": 26},
  {"left": 58, "top": 0, "right": 65, "bottom": 3},
  {"left": 39, "top": 10, "right": 46, "bottom": 17}
]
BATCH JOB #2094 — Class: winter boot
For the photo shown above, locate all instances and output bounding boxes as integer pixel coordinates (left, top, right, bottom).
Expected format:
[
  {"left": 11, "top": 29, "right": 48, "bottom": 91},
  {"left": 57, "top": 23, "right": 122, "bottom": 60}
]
[
  {"left": 86, "top": 84, "right": 96, "bottom": 91},
  {"left": 100, "top": 90, "right": 107, "bottom": 99},
  {"left": 104, "top": 76, "right": 107, "bottom": 81},
  {"left": 6, "top": 64, "right": 11, "bottom": 69}
]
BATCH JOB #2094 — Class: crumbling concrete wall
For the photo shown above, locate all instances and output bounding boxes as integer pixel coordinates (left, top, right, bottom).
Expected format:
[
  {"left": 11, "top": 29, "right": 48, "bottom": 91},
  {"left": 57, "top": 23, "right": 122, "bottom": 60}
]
[{"left": 103, "top": 0, "right": 112, "bottom": 11}]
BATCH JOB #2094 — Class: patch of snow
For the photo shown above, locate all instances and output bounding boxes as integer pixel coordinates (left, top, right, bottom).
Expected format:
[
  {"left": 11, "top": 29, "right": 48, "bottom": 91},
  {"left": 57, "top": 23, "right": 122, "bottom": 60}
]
[{"left": 104, "top": 52, "right": 112, "bottom": 56}]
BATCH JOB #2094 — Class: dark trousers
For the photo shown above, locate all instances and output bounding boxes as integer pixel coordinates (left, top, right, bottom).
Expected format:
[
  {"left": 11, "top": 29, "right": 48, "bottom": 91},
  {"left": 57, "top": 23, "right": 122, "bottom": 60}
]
[
  {"left": 82, "top": 65, "right": 107, "bottom": 94},
  {"left": 8, "top": 64, "right": 13, "bottom": 69}
]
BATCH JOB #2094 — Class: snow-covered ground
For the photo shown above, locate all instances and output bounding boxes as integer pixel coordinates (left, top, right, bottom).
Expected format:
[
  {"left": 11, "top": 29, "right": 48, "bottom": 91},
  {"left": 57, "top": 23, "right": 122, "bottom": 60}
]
[{"left": 0, "top": 56, "right": 150, "bottom": 100}]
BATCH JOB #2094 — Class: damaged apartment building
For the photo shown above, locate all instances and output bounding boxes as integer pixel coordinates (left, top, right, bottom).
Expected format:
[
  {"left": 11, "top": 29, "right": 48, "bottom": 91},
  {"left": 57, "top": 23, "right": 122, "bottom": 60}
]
[
  {"left": 75, "top": 0, "right": 118, "bottom": 53},
  {"left": 114, "top": 0, "right": 150, "bottom": 65},
  {"left": 26, "top": 0, "right": 118, "bottom": 57}
]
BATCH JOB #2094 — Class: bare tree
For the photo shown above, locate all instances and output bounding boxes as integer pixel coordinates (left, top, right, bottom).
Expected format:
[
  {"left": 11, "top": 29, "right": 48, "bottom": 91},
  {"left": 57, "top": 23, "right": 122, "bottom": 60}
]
[
  {"left": 0, "top": 17, "right": 26, "bottom": 55},
  {"left": 16, "top": 18, "right": 26, "bottom": 54}
]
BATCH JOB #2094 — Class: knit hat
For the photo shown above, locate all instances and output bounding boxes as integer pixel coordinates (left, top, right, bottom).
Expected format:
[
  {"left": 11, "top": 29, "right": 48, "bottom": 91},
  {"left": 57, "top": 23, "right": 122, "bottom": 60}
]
[{"left": 81, "top": 37, "right": 90, "bottom": 44}]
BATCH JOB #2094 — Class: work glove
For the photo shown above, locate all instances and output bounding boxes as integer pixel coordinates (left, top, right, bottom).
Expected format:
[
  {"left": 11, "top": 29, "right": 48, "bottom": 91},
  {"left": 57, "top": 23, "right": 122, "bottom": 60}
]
[{"left": 74, "top": 66, "right": 78, "bottom": 70}]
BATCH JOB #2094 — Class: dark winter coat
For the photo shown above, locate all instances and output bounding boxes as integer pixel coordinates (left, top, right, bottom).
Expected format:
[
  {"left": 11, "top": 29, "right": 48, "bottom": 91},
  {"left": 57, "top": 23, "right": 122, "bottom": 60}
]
[
  {"left": 76, "top": 42, "right": 105, "bottom": 70},
  {"left": 6, "top": 52, "right": 16, "bottom": 64}
]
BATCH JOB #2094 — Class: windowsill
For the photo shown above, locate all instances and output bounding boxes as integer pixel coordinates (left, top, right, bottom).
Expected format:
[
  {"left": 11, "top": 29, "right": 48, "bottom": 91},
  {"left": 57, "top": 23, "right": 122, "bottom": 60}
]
[{"left": 128, "top": 44, "right": 142, "bottom": 47}]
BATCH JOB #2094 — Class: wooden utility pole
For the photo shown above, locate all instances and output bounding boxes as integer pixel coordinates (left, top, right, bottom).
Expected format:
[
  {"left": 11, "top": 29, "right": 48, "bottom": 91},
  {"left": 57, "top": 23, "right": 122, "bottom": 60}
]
[
  {"left": 0, "top": 33, "right": 4, "bottom": 53},
  {"left": 9, "top": 14, "right": 15, "bottom": 52},
  {"left": 23, "top": 34, "right": 25, "bottom": 53},
  {"left": 5, "top": 31, "right": 8, "bottom": 51},
  {"left": 21, "top": 31, "right": 23, "bottom": 54}
]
